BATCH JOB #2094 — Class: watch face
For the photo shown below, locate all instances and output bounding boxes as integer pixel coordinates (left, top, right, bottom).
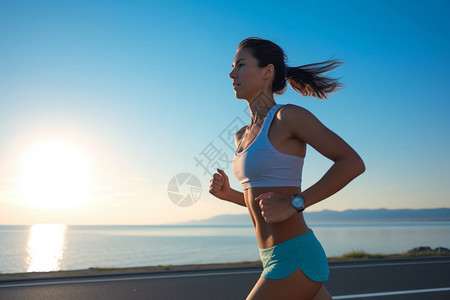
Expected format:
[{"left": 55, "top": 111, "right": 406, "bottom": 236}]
[{"left": 292, "top": 196, "right": 304, "bottom": 208}]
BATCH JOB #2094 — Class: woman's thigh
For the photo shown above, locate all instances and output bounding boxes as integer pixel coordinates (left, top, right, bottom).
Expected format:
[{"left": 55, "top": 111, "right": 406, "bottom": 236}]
[
  {"left": 247, "top": 269, "right": 323, "bottom": 300},
  {"left": 313, "top": 286, "right": 332, "bottom": 300}
]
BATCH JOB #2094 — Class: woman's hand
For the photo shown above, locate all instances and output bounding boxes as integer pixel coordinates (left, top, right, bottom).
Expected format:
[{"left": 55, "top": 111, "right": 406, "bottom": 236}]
[
  {"left": 209, "top": 169, "right": 232, "bottom": 200},
  {"left": 255, "top": 192, "right": 297, "bottom": 223}
]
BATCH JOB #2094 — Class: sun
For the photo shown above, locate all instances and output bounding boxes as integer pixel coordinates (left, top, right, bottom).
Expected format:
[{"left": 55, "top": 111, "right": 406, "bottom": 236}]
[{"left": 16, "top": 137, "right": 93, "bottom": 210}]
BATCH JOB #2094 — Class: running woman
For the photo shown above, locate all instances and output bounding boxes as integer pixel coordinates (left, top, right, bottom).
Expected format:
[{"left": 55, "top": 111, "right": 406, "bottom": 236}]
[{"left": 209, "top": 38, "right": 365, "bottom": 300}]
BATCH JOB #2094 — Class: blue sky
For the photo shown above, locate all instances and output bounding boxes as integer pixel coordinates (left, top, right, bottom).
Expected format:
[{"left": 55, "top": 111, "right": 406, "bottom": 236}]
[{"left": 0, "top": 0, "right": 449, "bottom": 225}]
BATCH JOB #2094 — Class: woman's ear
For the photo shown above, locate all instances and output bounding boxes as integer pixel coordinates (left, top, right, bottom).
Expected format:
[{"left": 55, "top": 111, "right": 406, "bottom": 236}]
[{"left": 263, "top": 64, "right": 275, "bottom": 80}]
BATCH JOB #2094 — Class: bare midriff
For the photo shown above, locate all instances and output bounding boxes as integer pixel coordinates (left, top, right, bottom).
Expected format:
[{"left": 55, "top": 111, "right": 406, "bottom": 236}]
[{"left": 244, "top": 185, "right": 310, "bottom": 249}]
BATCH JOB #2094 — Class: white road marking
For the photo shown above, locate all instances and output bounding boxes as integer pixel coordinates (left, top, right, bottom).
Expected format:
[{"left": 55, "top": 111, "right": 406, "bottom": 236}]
[
  {"left": 333, "top": 287, "right": 450, "bottom": 299},
  {"left": 330, "top": 259, "right": 450, "bottom": 269}
]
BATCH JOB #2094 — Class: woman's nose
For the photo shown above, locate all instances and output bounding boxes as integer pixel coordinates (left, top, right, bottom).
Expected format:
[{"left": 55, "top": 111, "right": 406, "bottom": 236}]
[{"left": 229, "top": 68, "right": 236, "bottom": 79}]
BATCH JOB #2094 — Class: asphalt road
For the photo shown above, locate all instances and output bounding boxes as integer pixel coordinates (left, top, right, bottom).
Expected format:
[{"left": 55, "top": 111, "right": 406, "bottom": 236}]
[{"left": 0, "top": 257, "right": 449, "bottom": 299}]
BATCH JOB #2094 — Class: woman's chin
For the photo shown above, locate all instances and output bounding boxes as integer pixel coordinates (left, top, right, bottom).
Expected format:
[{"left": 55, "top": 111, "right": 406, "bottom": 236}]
[{"left": 234, "top": 91, "right": 246, "bottom": 100}]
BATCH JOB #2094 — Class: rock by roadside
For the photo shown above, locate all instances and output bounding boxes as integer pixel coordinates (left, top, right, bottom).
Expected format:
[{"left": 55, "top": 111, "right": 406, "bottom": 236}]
[{"left": 407, "top": 246, "right": 450, "bottom": 255}]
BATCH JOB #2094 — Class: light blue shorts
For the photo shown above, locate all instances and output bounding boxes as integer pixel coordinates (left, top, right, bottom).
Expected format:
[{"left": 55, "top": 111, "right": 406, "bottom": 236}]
[{"left": 259, "top": 230, "right": 329, "bottom": 282}]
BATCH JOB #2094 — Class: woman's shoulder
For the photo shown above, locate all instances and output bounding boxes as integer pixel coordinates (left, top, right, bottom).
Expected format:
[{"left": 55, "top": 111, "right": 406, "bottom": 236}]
[
  {"left": 235, "top": 125, "right": 247, "bottom": 135},
  {"left": 234, "top": 125, "right": 247, "bottom": 143},
  {"left": 276, "top": 103, "right": 323, "bottom": 135},
  {"left": 277, "top": 103, "right": 315, "bottom": 120}
]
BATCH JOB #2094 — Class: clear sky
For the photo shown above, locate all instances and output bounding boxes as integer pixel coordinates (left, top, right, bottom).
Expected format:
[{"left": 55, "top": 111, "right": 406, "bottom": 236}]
[{"left": 0, "top": 0, "right": 449, "bottom": 225}]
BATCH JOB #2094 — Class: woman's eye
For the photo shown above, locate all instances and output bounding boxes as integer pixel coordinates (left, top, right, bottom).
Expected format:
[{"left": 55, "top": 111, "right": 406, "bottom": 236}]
[{"left": 239, "top": 64, "right": 244, "bottom": 68}]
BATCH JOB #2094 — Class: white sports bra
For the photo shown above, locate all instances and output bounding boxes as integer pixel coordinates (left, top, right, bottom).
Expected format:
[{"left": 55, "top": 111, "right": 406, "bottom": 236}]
[{"left": 232, "top": 104, "right": 304, "bottom": 190}]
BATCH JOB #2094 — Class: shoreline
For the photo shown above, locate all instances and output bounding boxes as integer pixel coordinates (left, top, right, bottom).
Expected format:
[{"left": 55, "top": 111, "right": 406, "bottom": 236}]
[{"left": 1, "top": 247, "right": 449, "bottom": 280}]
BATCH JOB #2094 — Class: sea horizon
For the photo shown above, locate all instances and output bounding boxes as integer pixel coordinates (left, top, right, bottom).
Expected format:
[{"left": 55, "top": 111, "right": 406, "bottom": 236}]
[{"left": 1, "top": 207, "right": 449, "bottom": 227}]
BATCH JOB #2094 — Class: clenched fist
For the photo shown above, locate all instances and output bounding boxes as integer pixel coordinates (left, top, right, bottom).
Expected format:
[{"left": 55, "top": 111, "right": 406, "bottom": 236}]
[
  {"left": 255, "top": 192, "right": 297, "bottom": 223},
  {"left": 209, "top": 169, "right": 231, "bottom": 200}
]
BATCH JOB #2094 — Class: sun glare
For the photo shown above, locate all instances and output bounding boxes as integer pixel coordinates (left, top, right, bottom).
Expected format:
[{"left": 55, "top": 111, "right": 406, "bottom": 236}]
[
  {"left": 26, "top": 224, "right": 67, "bottom": 272},
  {"left": 16, "top": 137, "right": 93, "bottom": 210}
]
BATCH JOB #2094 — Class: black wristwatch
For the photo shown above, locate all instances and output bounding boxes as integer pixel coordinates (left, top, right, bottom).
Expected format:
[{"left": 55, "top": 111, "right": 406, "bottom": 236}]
[{"left": 291, "top": 194, "right": 305, "bottom": 213}]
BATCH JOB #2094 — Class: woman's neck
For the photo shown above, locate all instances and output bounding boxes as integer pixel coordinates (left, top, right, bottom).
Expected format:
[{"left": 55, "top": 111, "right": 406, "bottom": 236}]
[{"left": 248, "top": 91, "right": 277, "bottom": 125}]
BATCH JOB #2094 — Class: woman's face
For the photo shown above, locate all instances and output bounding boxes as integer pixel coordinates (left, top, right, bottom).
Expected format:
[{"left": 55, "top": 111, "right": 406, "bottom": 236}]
[{"left": 229, "top": 48, "right": 267, "bottom": 100}]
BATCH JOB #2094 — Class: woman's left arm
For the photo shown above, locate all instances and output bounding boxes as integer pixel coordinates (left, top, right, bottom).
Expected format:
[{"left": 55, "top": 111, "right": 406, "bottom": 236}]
[{"left": 285, "top": 105, "right": 365, "bottom": 209}]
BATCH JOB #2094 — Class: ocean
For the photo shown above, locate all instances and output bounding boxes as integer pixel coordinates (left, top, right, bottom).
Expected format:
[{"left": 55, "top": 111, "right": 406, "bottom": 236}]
[{"left": 1, "top": 222, "right": 449, "bottom": 274}]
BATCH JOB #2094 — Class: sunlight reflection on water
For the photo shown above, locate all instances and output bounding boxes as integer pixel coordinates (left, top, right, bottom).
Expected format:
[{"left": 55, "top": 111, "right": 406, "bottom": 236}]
[{"left": 26, "top": 224, "right": 67, "bottom": 272}]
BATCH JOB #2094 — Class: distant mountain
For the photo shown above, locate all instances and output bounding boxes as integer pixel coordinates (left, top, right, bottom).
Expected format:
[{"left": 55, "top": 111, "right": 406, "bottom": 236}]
[
  {"left": 303, "top": 208, "right": 450, "bottom": 222},
  {"left": 184, "top": 208, "right": 450, "bottom": 225},
  {"left": 185, "top": 214, "right": 252, "bottom": 226}
]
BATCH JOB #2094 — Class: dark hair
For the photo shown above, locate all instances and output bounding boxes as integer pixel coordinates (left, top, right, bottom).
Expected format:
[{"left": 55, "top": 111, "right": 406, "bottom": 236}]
[{"left": 237, "top": 37, "right": 343, "bottom": 99}]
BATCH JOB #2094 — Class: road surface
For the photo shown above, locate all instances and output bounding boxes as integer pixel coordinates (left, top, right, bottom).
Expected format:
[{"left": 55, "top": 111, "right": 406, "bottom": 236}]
[{"left": 1, "top": 256, "right": 449, "bottom": 299}]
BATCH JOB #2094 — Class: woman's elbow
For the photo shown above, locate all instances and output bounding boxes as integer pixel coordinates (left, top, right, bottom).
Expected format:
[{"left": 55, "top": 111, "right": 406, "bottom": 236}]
[
  {"left": 334, "top": 150, "right": 365, "bottom": 178},
  {"left": 353, "top": 155, "right": 366, "bottom": 177}
]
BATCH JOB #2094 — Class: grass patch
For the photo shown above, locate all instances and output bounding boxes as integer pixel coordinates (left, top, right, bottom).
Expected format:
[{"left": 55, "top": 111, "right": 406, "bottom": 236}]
[
  {"left": 339, "top": 250, "right": 385, "bottom": 260},
  {"left": 329, "top": 247, "right": 450, "bottom": 261}
]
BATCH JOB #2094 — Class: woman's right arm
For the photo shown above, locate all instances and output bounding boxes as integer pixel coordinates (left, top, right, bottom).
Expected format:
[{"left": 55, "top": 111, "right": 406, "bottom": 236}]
[{"left": 209, "top": 169, "right": 246, "bottom": 207}]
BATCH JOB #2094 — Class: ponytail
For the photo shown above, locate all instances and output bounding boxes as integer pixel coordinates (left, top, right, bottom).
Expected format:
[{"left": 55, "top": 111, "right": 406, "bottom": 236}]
[
  {"left": 238, "top": 37, "right": 343, "bottom": 99},
  {"left": 286, "top": 59, "right": 343, "bottom": 100}
]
